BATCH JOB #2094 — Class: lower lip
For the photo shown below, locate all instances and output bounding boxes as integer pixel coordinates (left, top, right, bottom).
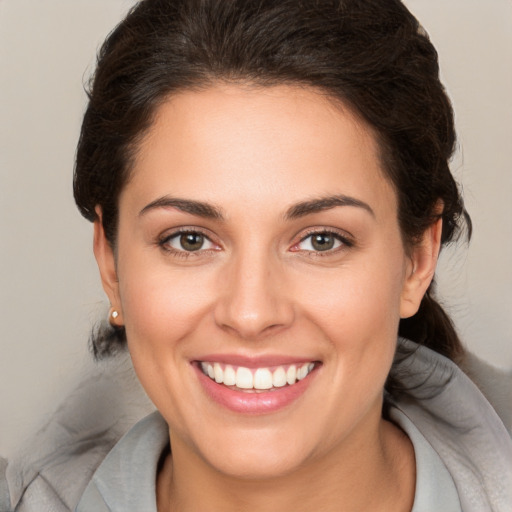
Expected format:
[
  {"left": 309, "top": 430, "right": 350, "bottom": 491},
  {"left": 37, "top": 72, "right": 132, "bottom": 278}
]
[{"left": 194, "top": 364, "right": 316, "bottom": 414}]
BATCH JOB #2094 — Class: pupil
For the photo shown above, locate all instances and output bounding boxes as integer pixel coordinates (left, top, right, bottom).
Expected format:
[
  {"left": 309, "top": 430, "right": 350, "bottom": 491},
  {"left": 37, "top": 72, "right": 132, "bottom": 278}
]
[
  {"left": 312, "top": 234, "right": 334, "bottom": 251},
  {"left": 181, "top": 233, "right": 203, "bottom": 251}
]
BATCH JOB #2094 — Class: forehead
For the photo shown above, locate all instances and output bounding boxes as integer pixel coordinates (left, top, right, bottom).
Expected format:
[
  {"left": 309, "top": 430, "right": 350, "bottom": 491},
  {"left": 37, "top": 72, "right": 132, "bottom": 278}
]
[{"left": 123, "top": 84, "right": 396, "bottom": 219}]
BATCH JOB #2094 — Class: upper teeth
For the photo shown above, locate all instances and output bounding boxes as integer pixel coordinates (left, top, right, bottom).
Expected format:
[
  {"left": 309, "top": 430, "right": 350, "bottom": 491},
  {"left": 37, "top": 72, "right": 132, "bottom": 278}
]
[{"left": 200, "top": 362, "right": 315, "bottom": 390}]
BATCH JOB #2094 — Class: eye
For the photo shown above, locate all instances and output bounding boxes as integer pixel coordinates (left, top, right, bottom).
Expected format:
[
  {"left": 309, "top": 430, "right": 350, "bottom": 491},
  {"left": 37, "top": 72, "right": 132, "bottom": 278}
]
[
  {"left": 294, "top": 231, "right": 351, "bottom": 253},
  {"left": 161, "top": 231, "right": 216, "bottom": 253}
]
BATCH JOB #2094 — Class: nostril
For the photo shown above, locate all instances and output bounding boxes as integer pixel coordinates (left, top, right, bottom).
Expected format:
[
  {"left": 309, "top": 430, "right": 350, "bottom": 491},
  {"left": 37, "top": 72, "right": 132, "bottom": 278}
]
[{"left": 216, "top": 321, "right": 285, "bottom": 341}]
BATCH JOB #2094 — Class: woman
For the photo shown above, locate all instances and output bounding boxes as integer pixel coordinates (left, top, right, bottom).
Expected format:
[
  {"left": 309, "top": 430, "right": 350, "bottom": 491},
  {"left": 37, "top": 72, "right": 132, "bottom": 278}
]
[{"left": 2, "top": 0, "right": 511, "bottom": 510}]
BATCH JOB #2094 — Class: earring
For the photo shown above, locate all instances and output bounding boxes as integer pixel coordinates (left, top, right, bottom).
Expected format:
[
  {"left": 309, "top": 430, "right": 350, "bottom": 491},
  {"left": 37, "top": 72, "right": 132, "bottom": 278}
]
[{"left": 109, "top": 306, "right": 120, "bottom": 325}]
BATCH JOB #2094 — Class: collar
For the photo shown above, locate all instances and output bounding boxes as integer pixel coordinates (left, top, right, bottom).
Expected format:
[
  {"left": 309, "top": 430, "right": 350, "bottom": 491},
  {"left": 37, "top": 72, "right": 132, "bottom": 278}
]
[
  {"left": 390, "top": 407, "right": 461, "bottom": 511},
  {"left": 389, "top": 338, "right": 512, "bottom": 512},
  {"left": 75, "top": 411, "right": 168, "bottom": 512}
]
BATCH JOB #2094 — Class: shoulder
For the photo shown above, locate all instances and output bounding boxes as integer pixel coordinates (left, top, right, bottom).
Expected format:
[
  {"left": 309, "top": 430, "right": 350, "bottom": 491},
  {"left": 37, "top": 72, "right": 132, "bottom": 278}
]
[
  {"left": 1, "top": 457, "right": 12, "bottom": 512},
  {"left": 391, "top": 338, "right": 511, "bottom": 434},
  {"left": 75, "top": 411, "right": 169, "bottom": 512},
  {"left": 390, "top": 339, "right": 512, "bottom": 511},
  {"left": 459, "top": 349, "right": 512, "bottom": 435},
  {"left": 4, "top": 352, "right": 154, "bottom": 512}
]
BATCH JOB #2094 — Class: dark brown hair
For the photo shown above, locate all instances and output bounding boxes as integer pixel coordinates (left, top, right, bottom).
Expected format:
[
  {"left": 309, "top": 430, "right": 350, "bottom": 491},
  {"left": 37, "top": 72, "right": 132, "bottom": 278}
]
[{"left": 74, "top": 0, "right": 470, "bottom": 366}]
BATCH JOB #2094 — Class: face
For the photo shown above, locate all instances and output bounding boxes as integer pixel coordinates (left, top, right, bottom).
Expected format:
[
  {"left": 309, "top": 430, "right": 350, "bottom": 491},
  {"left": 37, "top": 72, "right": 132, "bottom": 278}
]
[{"left": 95, "top": 85, "right": 436, "bottom": 479}]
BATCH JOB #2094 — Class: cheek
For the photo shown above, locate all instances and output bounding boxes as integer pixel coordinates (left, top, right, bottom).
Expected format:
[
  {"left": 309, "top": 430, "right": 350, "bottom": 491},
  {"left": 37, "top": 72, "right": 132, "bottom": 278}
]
[
  {"left": 117, "top": 253, "right": 215, "bottom": 353},
  {"left": 114, "top": 253, "right": 218, "bottom": 421},
  {"left": 294, "top": 250, "right": 407, "bottom": 397},
  {"left": 297, "top": 256, "right": 406, "bottom": 343}
]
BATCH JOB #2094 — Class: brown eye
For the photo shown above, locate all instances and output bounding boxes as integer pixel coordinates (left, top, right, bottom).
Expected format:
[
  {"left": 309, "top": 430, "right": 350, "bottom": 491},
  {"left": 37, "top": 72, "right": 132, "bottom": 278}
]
[
  {"left": 311, "top": 233, "right": 335, "bottom": 251},
  {"left": 180, "top": 233, "right": 204, "bottom": 251},
  {"left": 295, "top": 231, "right": 347, "bottom": 253},
  {"left": 162, "top": 231, "right": 216, "bottom": 253}
]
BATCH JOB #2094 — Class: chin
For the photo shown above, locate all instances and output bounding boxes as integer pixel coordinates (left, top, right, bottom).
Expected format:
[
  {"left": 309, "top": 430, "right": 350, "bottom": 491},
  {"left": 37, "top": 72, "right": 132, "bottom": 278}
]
[
  {"left": 207, "top": 445, "right": 311, "bottom": 481},
  {"left": 186, "top": 422, "right": 320, "bottom": 481}
]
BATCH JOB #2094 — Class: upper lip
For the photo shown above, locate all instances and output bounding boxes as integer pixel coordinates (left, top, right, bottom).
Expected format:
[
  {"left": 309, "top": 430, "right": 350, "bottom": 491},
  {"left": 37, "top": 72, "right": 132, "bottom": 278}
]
[{"left": 194, "top": 354, "right": 319, "bottom": 368}]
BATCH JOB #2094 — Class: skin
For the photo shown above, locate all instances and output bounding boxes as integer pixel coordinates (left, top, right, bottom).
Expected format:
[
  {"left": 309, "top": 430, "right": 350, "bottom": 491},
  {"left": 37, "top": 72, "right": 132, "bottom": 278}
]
[{"left": 94, "top": 84, "right": 442, "bottom": 511}]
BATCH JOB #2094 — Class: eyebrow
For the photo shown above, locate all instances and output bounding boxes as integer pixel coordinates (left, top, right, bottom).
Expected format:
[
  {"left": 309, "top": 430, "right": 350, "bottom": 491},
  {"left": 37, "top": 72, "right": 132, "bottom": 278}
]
[
  {"left": 139, "top": 196, "right": 224, "bottom": 220},
  {"left": 285, "top": 195, "right": 375, "bottom": 219},
  {"left": 139, "top": 194, "right": 374, "bottom": 221}
]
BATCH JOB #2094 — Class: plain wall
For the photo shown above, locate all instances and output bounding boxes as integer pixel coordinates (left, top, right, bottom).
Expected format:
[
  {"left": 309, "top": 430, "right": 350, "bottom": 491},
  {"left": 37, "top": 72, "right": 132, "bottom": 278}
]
[{"left": 1, "top": 0, "right": 511, "bottom": 458}]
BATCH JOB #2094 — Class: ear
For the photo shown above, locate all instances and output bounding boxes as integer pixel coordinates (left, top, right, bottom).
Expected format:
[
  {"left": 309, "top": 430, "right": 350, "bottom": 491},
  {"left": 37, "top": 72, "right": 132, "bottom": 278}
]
[
  {"left": 93, "top": 206, "right": 123, "bottom": 326},
  {"left": 400, "top": 217, "right": 443, "bottom": 319}
]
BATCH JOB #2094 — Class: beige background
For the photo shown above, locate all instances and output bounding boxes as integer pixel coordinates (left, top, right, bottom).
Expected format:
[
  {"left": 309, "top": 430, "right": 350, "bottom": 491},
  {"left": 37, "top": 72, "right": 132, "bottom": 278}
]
[{"left": 1, "top": 0, "right": 511, "bottom": 457}]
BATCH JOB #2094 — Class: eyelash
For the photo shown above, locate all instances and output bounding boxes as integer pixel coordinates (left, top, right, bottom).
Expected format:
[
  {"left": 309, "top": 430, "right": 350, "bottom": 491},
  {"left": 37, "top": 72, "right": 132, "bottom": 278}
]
[
  {"left": 157, "top": 228, "right": 354, "bottom": 258},
  {"left": 158, "top": 228, "right": 219, "bottom": 259},
  {"left": 292, "top": 229, "right": 354, "bottom": 257}
]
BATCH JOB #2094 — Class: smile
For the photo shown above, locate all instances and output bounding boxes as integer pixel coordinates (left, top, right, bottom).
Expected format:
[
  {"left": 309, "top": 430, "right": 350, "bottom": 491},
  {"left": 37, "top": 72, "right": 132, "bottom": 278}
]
[{"left": 199, "top": 362, "right": 316, "bottom": 391}]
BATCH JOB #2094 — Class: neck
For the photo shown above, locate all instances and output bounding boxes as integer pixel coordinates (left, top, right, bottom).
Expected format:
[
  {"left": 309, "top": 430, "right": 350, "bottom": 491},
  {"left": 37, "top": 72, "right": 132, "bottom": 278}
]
[{"left": 157, "top": 417, "right": 415, "bottom": 512}]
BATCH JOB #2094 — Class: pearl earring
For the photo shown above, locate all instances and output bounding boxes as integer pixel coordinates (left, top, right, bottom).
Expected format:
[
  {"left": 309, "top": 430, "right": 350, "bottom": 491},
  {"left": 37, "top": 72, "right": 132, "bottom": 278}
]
[{"left": 109, "top": 307, "right": 120, "bottom": 324}]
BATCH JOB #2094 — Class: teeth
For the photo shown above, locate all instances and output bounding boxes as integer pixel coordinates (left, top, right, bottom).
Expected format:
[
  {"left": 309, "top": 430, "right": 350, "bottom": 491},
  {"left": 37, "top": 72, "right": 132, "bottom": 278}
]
[
  {"left": 254, "top": 368, "right": 273, "bottom": 390},
  {"left": 272, "top": 367, "right": 287, "bottom": 388},
  {"left": 223, "top": 365, "right": 236, "bottom": 386},
  {"left": 297, "top": 363, "right": 309, "bottom": 381},
  {"left": 200, "top": 361, "right": 316, "bottom": 390},
  {"left": 236, "top": 367, "right": 253, "bottom": 389},
  {"left": 214, "top": 363, "right": 223, "bottom": 383},
  {"left": 286, "top": 365, "right": 297, "bottom": 385}
]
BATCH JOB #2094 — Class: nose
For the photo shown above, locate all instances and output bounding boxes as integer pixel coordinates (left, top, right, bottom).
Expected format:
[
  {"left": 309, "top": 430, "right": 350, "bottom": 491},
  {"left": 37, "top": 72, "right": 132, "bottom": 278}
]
[{"left": 213, "top": 250, "right": 295, "bottom": 340}]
